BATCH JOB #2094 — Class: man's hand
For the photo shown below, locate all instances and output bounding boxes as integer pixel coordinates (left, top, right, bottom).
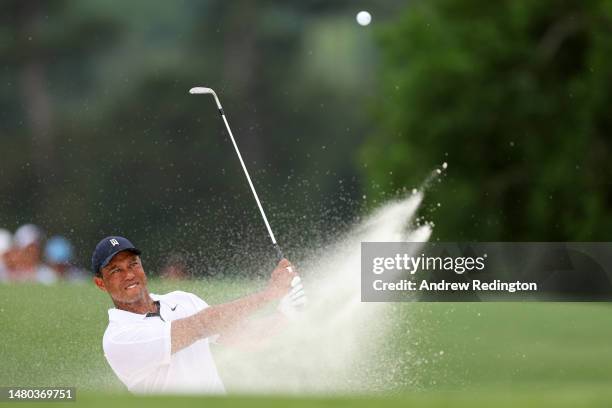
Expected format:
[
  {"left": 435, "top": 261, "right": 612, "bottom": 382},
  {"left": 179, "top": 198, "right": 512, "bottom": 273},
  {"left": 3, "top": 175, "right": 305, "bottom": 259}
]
[
  {"left": 266, "top": 258, "right": 297, "bottom": 300},
  {"left": 278, "top": 276, "right": 307, "bottom": 320},
  {"left": 171, "top": 258, "right": 299, "bottom": 354}
]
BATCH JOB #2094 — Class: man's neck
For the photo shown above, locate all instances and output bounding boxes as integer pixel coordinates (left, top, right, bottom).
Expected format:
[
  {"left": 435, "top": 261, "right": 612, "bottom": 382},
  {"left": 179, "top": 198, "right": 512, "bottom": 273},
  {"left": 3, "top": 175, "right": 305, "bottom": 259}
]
[{"left": 114, "top": 292, "right": 157, "bottom": 315}]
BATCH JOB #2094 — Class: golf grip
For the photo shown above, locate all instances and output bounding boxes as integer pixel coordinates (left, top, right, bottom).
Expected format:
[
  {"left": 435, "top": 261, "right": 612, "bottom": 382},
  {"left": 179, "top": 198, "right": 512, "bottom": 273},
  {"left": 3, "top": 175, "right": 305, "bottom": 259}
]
[{"left": 273, "top": 243, "right": 284, "bottom": 262}]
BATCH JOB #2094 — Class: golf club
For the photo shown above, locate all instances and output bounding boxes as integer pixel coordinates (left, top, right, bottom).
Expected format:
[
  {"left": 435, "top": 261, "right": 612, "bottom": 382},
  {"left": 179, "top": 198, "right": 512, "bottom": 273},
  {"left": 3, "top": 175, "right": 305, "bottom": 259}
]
[{"left": 189, "top": 86, "right": 285, "bottom": 262}]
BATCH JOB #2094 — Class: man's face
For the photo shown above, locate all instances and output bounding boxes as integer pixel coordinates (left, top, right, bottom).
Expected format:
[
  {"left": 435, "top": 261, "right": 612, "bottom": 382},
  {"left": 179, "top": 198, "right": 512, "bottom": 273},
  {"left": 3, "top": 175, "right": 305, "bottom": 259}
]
[{"left": 93, "top": 251, "right": 148, "bottom": 305}]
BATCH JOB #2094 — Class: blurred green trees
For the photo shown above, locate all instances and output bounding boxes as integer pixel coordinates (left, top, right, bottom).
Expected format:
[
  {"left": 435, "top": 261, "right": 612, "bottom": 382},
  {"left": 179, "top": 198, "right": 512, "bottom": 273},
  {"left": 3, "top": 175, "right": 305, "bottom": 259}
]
[
  {"left": 4, "top": 0, "right": 610, "bottom": 272},
  {"left": 0, "top": 1, "right": 403, "bottom": 271},
  {"left": 0, "top": 0, "right": 121, "bottom": 226},
  {"left": 363, "top": 0, "right": 612, "bottom": 240}
]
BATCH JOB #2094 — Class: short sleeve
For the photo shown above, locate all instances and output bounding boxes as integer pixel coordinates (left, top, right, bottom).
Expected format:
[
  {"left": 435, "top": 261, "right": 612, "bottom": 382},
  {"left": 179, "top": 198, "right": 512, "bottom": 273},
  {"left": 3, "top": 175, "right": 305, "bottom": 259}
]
[
  {"left": 185, "top": 292, "right": 220, "bottom": 343},
  {"left": 103, "top": 319, "right": 172, "bottom": 382},
  {"left": 186, "top": 292, "right": 210, "bottom": 312}
]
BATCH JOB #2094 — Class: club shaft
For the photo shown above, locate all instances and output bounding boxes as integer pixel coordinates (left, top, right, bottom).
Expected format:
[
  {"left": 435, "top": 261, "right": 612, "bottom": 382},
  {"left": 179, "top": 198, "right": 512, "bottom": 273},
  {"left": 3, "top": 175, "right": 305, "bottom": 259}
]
[
  {"left": 190, "top": 87, "right": 284, "bottom": 260},
  {"left": 219, "top": 111, "right": 279, "bottom": 247}
]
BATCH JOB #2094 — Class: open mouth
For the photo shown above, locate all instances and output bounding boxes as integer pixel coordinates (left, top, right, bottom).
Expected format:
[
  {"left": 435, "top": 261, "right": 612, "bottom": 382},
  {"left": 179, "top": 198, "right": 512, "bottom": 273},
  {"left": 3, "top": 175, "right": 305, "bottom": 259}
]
[{"left": 125, "top": 282, "right": 139, "bottom": 290}]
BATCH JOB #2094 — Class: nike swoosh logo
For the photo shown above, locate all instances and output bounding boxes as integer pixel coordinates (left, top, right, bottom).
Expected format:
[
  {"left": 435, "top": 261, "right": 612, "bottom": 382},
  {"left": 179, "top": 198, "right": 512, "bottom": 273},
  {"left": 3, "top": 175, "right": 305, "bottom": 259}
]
[{"left": 171, "top": 305, "right": 178, "bottom": 311}]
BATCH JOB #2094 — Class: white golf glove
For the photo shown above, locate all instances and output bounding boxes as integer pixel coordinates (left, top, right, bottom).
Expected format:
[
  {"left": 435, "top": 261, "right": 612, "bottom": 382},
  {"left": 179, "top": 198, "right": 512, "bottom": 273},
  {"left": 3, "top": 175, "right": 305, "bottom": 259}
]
[{"left": 278, "top": 276, "right": 307, "bottom": 320}]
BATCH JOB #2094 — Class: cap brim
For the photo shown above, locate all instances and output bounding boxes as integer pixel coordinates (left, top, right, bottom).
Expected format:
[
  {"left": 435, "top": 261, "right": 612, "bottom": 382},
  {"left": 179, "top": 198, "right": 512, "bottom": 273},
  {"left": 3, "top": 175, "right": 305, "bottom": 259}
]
[{"left": 99, "top": 248, "right": 141, "bottom": 271}]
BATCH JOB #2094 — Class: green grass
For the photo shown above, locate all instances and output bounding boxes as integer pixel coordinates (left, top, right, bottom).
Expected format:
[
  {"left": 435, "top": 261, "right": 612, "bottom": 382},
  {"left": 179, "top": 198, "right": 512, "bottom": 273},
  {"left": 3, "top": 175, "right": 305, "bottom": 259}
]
[
  {"left": 11, "top": 390, "right": 612, "bottom": 408},
  {"left": 387, "top": 302, "right": 612, "bottom": 391},
  {"left": 0, "top": 279, "right": 252, "bottom": 391},
  {"left": 1, "top": 282, "right": 612, "bottom": 406}
]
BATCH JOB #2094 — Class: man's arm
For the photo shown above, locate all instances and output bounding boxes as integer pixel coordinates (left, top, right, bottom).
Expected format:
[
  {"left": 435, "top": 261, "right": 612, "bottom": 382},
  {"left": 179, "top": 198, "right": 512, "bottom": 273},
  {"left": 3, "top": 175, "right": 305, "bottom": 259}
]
[
  {"left": 215, "top": 278, "right": 307, "bottom": 350},
  {"left": 170, "top": 259, "right": 295, "bottom": 354}
]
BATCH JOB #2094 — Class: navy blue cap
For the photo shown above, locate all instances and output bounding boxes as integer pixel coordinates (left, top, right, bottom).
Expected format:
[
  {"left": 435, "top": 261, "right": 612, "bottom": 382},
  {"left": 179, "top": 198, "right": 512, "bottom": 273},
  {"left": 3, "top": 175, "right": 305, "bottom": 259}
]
[{"left": 92, "top": 236, "right": 141, "bottom": 275}]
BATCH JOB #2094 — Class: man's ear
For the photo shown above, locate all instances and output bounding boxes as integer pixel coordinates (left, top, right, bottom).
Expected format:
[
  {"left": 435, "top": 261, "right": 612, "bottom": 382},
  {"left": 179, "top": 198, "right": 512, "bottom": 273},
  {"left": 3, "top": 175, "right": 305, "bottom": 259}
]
[{"left": 93, "top": 275, "right": 107, "bottom": 292}]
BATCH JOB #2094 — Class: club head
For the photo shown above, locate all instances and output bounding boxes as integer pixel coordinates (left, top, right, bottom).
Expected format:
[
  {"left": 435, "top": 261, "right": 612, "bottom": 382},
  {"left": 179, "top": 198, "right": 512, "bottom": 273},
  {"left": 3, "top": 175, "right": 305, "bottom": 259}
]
[
  {"left": 189, "top": 87, "right": 215, "bottom": 95},
  {"left": 189, "top": 86, "right": 222, "bottom": 110}
]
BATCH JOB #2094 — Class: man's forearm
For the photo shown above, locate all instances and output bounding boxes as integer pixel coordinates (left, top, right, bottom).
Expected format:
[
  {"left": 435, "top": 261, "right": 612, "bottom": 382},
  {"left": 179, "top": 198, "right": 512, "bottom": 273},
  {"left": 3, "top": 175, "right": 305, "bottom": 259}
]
[{"left": 171, "top": 289, "right": 274, "bottom": 354}]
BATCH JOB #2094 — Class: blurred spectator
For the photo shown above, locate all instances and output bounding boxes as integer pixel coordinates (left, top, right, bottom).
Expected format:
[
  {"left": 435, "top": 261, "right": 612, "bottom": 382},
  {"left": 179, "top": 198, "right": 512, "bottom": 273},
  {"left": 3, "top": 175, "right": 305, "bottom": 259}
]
[
  {"left": 159, "top": 252, "right": 190, "bottom": 280},
  {"left": 0, "top": 228, "right": 12, "bottom": 282},
  {"left": 44, "top": 236, "right": 88, "bottom": 282},
  {"left": 10, "top": 224, "right": 57, "bottom": 284}
]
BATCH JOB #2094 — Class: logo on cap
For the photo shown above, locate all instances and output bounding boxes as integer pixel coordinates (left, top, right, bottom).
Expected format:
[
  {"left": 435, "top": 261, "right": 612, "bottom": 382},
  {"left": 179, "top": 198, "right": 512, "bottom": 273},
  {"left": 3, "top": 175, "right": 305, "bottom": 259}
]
[{"left": 110, "top": 239, "right": 119, "bottom": 247}]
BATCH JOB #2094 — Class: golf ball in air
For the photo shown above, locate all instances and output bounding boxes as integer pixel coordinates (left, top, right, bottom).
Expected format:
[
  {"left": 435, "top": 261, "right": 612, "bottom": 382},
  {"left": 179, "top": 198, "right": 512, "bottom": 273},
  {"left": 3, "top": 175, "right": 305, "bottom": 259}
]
[{"left": 356, "top": 11, "right": 372, "bottom": 26}]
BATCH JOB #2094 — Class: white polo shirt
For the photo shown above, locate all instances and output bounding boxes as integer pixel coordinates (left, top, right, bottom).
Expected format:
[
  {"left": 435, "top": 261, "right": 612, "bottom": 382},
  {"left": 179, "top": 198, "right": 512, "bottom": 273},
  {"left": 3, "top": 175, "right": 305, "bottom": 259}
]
[{"left": 102, "top": 291, "right": 225, "bottom": 394}]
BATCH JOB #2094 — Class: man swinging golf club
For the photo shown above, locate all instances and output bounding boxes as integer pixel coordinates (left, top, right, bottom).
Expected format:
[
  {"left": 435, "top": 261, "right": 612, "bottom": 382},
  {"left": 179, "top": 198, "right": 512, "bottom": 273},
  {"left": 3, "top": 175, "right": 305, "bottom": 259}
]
[
  {"left": 94, "top": 87, "right": 304, "bottom": 393},
  {"left": 93, "top": 236, "right": 305, "bottom": 394}
]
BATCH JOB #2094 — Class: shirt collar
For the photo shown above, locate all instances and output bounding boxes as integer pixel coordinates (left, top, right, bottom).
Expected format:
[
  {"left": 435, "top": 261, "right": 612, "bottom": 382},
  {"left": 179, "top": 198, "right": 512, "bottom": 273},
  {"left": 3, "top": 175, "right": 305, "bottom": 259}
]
[{"left": 107, "top": 293, "right": 167, "bottom": 322}]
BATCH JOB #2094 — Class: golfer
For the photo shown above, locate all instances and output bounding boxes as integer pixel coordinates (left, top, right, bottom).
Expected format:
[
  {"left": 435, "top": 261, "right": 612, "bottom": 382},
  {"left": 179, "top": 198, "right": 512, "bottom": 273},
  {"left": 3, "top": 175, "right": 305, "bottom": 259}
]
[{"left": 92, "top": 236, "right": 305, "bottom": 394}]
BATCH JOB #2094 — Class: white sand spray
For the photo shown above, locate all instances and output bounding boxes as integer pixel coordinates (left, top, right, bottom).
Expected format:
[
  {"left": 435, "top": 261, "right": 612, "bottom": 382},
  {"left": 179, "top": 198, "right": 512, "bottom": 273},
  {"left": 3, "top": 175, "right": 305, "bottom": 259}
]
[{"left": 215, "top": 191, "right": 432, "bottom": 395}]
